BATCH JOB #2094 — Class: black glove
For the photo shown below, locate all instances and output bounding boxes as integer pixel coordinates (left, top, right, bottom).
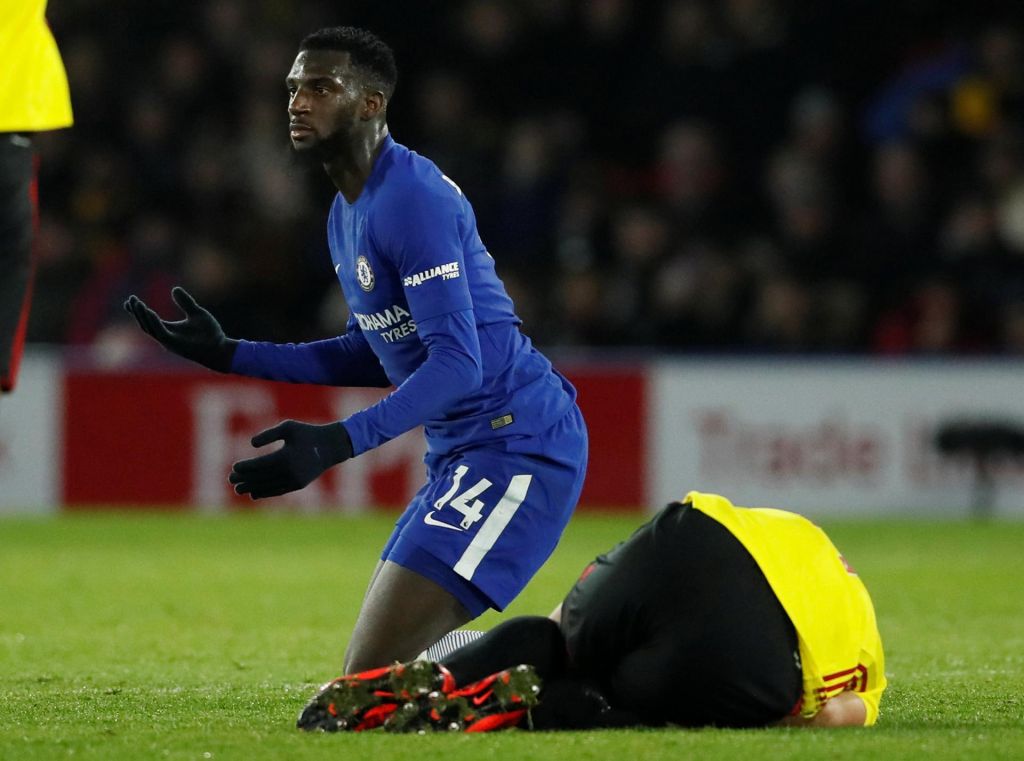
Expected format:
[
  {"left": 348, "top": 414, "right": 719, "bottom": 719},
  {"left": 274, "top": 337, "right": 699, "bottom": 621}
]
[
  {"left": 228, "top": 420, "right": 354, "bottom": 499},
  {"left": 123, "top": 286, "right": 238, "bottom": 373}
]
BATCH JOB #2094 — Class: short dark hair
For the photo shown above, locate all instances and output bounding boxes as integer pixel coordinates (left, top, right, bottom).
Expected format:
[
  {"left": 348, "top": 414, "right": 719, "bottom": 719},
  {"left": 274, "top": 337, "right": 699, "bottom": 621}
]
[{"left": 299, "top": 26, "right": 397, "bottom": 99}]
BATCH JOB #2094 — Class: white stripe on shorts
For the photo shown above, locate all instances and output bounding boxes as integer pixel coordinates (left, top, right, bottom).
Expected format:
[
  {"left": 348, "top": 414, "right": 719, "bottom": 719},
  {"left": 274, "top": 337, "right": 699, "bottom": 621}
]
[{"left": 452, "top": 474, "right": 532, "bottom": 581}]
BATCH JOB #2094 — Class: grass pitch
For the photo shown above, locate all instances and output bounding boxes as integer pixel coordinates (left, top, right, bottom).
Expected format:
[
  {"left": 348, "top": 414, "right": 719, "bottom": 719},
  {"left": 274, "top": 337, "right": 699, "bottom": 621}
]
[{"left": 1, "top": 511, "right": 1022, "bottom": 760}]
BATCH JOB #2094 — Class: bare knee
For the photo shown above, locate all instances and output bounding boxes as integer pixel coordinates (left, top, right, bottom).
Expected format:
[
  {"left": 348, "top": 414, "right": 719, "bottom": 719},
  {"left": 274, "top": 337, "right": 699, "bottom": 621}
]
[{"left": 343, "top": 561, "right": 474, "bottom": 673}]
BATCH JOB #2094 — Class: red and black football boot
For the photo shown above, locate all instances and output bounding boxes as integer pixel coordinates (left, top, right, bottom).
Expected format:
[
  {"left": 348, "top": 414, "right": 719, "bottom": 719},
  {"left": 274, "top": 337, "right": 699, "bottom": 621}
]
[
  {"left": 383, "top": 664, "right": 542, "bottom": 733},
  {"left": 297, "top": 660, "right": 455, "bottom": 732}
]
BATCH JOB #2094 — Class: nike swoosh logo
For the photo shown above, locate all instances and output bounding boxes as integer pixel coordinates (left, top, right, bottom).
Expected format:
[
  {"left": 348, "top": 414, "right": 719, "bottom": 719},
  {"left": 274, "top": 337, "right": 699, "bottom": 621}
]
[
  {"left": 423, "top": 511, "right": 462, "bottom": 531},
  {"left": 472, "top": 690, "right": 493, "bottom": 706},
  {"left": 334, "top": 264, "right": 342, "bottom": 273}
]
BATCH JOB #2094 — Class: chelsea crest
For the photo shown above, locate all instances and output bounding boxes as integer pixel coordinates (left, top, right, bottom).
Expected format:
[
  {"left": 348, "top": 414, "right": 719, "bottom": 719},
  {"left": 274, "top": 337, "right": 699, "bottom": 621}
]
[{"left": 356, "top": 255, "right": 375, "bottom": 292}]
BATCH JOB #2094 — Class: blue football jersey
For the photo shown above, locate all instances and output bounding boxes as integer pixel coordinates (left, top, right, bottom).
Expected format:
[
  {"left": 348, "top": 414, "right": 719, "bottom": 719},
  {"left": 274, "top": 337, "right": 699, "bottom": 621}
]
[{"left": 326, "top": 134, "right": 575, "bottom": 455}]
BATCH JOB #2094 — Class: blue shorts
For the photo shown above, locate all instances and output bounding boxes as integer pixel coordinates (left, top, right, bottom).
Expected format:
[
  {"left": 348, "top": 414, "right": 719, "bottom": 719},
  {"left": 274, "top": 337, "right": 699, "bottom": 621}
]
[{"left": 381, "top": 403, "right": 588, "bottom": 617}]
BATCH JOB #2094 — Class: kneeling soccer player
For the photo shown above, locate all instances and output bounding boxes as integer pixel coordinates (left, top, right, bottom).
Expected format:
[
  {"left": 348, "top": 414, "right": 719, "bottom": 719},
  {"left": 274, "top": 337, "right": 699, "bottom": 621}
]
[
  {"left": 297, "top": 491, "right": 886, "bottom": 731},
  {"left": 123, "top": 26, "right": 587, "bottom": 674}
]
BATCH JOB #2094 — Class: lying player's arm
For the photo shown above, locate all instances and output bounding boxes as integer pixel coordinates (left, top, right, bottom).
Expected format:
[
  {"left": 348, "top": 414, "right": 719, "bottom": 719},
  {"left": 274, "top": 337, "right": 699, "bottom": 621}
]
[
  {"left": 341, "top": 309, "right": 482, "bottom": 454},
  {"left": 776, "top": 691, "right": 868, "bottom": 728}
]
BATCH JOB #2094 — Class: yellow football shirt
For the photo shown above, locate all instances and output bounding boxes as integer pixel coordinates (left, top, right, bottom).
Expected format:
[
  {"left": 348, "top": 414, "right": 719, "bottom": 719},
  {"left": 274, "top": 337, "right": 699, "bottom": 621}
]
[
  {"left": 0, "top": 0, "right": 73, "bottom": 131},
  {"left": 685, "top": 491, "right": 887, "bottom": 725}
]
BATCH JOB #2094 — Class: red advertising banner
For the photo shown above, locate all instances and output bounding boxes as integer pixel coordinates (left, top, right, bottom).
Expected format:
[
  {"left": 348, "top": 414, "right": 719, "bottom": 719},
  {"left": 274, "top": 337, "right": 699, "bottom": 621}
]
[
  {"left": 571, "top": 367, "right": 647, "bottom": 508},
  {"left": 62, "top": 365, "right": 646, "bottom": 511}
]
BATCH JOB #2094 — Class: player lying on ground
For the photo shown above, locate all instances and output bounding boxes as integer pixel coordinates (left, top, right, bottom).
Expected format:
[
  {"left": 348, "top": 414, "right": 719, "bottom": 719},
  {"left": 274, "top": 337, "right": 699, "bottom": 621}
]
[
  {"left": 123, "top": 26, "right": 587, "bottom": 673},
  {"left": 297, "top": 491, "right": 886, "bottom": 732}
]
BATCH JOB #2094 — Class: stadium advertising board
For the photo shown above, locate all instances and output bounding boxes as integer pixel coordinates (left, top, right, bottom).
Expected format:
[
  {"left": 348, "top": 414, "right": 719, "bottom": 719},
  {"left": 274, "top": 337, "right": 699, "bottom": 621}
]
[
  {"left": 650, "top": 359, "right": 1024, "bottom": 517},
  {"left": 60, "top": 363, "right": 647, "bottom": 512},
  {"left": 0, "top": 354, "right": 60, "bottom": 514},
  {"left": 11, "top": 352, "right": 1024, "bottom": 517}
]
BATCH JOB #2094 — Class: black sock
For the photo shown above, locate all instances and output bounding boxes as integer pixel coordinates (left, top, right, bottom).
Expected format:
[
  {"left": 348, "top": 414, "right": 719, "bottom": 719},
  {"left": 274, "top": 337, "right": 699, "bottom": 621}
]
[
  {"left": 440, "top": 615, "right": 568, "bottom": 686},
  {"left": 529, "top": 677, "right": 641, "bottom": 730}
]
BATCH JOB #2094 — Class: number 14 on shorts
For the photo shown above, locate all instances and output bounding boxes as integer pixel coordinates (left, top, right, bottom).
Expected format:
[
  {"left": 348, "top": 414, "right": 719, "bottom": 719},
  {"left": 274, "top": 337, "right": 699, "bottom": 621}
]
[{"left": 433, "top": 465, "right": 492, "bottom": 529}]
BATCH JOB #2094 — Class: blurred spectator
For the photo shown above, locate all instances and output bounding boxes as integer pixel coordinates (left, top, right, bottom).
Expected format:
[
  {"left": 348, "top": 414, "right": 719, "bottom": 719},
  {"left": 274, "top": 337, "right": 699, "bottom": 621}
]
[
  {"left": 412, "top": 70, "right": 491, "bottom": 197},
  {"left": 487, "top": 119, "right": 564, "bottom": 271},
  {"left": 605, "top": 203, "right": 672, "bottom": 344},
  {"left": 65, "top": 213, "right": 177, "bottom": 346},
  {"left": 650, "top": 239, "right": 744, "bottom": 348},
  {"left": 656, "top": 121, "right": 731, "bottom": 236},
  {"left": 873, "top": 279, "right": 971, "bottom": 354},
  {"left": 745, "top": 274, "right": 811, "bottom": 351},
  {"left": 1001, "top": 301, "right": 1024, "bottom": 353},
  {"left": 856, "top": 141, "right": 939, "bottom": 316},
  {"left": 550, "top": 267, "right": 620, "bottom": 347}
]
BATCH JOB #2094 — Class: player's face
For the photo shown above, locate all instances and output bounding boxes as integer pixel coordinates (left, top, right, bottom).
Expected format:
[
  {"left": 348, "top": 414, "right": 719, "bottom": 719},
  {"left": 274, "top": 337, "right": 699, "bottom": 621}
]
[{"left": 286, "top": 50, "right": 365, "bottom": 154}]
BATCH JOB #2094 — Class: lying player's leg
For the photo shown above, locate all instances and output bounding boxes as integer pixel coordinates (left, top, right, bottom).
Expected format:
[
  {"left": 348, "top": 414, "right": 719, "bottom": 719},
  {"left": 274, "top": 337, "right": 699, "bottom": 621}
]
[
  {"left": 435, "top": 618, "right": 640, "bottom": 731},
  {"left": 440, "top": 616, "right": 567, "bottom": 686}
]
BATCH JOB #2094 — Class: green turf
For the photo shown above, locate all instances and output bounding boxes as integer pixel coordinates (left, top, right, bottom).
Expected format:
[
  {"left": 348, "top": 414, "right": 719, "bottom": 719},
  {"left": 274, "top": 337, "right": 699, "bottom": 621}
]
[{"left": 1, "top": 512, "right": 1022, "bottom": 760}]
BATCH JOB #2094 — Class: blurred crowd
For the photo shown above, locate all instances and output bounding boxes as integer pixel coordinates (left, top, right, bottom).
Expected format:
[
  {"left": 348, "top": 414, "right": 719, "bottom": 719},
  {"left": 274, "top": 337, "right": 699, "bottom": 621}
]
[{"left": 29, "top": 0, "right": 1024, "bottom": 357}]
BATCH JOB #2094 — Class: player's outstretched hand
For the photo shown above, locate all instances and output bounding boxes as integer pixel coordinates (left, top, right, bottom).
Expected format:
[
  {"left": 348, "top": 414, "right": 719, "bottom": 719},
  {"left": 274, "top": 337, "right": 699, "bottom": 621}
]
[
  {"left": 123, "top": 286, "right": 238, "bottom": 372},
  {"left": 229, "top": 420, "right": 354, "bottom": 499}
]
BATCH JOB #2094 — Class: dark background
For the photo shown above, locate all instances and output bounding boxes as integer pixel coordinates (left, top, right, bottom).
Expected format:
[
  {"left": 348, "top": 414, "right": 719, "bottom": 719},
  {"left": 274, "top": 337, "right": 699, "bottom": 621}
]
[{"left": 31, "top": 0, "right": 1024, "bottom": 357}]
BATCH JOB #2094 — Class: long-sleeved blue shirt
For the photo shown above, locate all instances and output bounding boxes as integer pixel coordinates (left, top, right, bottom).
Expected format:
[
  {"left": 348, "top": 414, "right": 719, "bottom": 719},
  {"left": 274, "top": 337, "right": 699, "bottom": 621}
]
[{"left": 232, "top": 134, "right": 576, "bottom": 456}]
